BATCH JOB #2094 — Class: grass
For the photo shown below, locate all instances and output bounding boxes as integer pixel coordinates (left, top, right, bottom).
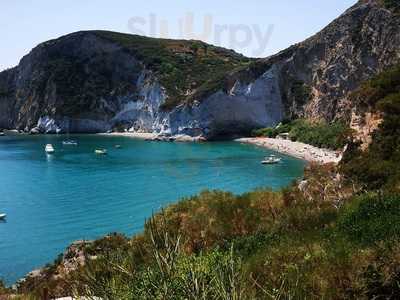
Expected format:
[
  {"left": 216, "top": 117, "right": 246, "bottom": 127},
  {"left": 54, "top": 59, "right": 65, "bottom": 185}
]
[
  {"left": 14, "top": 162, "right": 396, "bottom": 299},
  {"left": 338, "top": 193, "right": 400, "bottom": 245},
  {"left": 6, "top": 164, "right": 400, "bottom": 299}
]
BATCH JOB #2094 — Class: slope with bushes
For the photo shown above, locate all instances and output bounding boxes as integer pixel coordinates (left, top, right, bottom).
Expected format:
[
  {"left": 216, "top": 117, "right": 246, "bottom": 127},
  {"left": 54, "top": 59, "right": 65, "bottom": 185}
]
[
  {"left": 251, "top": 119, "right": 352, "bottom": 150},
  {"left": 341, "top": 64, "right": 400, "bottom": 191}
]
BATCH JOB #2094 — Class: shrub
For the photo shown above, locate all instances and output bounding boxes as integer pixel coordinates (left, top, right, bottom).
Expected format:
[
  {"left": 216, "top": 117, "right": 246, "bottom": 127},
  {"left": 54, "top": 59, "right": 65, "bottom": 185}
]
[
  {"left": 383, "top": 0, "right": 400, "bottom": 12},
  {"left": 341, "top": 64, "right": 400, "bottom": 191},
  {"left": 252, "top": 119, "right": 351, "bottom": 150},
  {"left": 95, "top": 31, "right": 251, "bottom": 110},
  {"left": 338, "top": 193, "right": 400, "bottom": 245}
]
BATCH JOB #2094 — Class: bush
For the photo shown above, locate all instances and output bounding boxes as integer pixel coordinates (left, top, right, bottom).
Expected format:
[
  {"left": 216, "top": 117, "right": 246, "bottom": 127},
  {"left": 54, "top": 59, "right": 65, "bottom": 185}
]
[
  {"left": 15, "top": 165, "right": 400, "bottom": 299},
  {"left": 341, "top": 64, "right": 400, "bottom": 191},
  {"left": 95, "top": 31, "right": 251, "bottom": 110},
  {"left": 338, "top": 193, "right": 400, "bottom": 245},
  {"left": 384, "top": 0, "right": 400, "bottom": 12},
  {"left": 252, "top": 119, "right": 351, "bottom": 150}
]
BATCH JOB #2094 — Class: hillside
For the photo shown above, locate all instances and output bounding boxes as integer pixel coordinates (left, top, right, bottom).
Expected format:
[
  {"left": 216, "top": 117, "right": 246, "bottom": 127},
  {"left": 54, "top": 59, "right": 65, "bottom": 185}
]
[
  {"left": 0, "top": 0, "right": 399, "bottom": 138},
  {"left": 0, "top": 31, "right": 252, "bottom": 137},
  {"left": 226, "top": 0, "right": 400, "bottom": 121}
]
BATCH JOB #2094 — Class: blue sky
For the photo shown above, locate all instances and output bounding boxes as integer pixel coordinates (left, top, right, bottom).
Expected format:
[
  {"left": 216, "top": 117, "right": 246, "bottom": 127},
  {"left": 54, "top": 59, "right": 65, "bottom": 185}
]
[{"left": 0, "top": 0, "right": 357, "bottom": 71}]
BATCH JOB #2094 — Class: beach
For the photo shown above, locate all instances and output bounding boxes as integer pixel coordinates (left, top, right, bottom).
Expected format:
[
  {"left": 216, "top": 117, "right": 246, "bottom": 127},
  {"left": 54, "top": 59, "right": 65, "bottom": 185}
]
[{"left": 236, "top": 137, "right": 342, "bottom": 164}]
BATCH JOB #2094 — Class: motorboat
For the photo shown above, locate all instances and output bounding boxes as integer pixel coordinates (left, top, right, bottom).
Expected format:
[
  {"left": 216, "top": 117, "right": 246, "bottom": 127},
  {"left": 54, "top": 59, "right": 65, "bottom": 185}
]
[
  {"left": 0, "top": 213, "right": 6, "bottom": 220},
  {"left": 0, "top": 132, "right": 5, "bottom": 136},
  {"left": 115, "top": 145, "right": 122, "bottom": 149},
  {"left": 63, "top": 140, "right": 78, "bottom": 146},
  {"left": 45, "top": 144, "right": 55, "bottom": 154},
  {"left": 261, "top": 155, "right": 282, "bottom": 165},
  {"left": 95, "top": 149, "right": 107, "bottom": 155}
]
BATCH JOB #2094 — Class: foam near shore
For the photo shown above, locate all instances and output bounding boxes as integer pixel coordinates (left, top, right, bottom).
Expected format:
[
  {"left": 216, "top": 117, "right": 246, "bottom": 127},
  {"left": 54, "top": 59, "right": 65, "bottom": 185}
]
[{"left": 236, "top": 137, "right": 342, "bottom": 164}]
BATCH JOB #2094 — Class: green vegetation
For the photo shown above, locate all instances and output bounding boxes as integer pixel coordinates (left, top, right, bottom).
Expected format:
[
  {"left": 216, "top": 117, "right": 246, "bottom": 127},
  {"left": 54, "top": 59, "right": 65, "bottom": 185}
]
[
  {"left": 383, "top": 0, "right": 400, "bottom": 13},
  {"left": 11, "top": 162, "right": 400, "bottom": 299},
  {"left": 341, "top": 64, "right": 400, "bottom": 192},
  {"left": 338, "top": 193, "right": 400, "bottom": 245},
  {"left": 3, "top": 67, "right": 400, "bottom": 299},
  {"left": 94, "top": 31, "right": 251, "bottom": 110},
  {"left": 252, "top": 119, "right": 352, "bottom": 150},
  {"left": 291, "top": 80, "right": 312, "bottom": 105}
]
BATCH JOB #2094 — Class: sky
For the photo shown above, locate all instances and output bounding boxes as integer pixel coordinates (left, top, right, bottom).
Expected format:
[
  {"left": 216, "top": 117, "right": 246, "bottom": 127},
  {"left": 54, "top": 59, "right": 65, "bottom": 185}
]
[{"left": 0, "top": 0, "right": 357, "bottom": 71}]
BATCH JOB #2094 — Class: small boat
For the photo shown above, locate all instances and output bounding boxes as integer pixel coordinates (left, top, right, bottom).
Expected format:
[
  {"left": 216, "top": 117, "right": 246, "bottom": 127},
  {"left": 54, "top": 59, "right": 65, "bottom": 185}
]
[
  {"left": 63, "top": 140, "right": 78, "bottom": 146},
  {"left": 45, "top": 144, "right": 55, "bottom": 154},
  {"left": 115, "top": 145, "right": 122, "bottom": 149},
  {"left": 0, "top": 213, "right": 6, "bottom": 220},
  {"left": 261, "top": 155, "right": 282, "bottom": 165},
  {"left": 95, "top": 149, "right": 107, "bottom": 155},
  {"left": 0, "top": 132, "right": 5, "bottom": 137}
]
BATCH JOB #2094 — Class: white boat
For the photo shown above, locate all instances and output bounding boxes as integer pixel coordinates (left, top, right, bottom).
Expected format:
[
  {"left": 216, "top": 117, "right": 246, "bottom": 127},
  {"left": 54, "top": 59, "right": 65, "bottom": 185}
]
[
  {"left": 115, "top": 145, "right": 122, "bottom": 149},
  {"left": 0, "top": 132, "right": 5, "bottom": 136},
  {"left": 63, "top": 140, "right": 78, "bottom": 146},
  {"left": 95, "top": 149, "right": 107, "bottom": 155},
  {"left": 261, "top": 155, "right": 282, "bottom": 165},
  {"left": 0, "top": 213, "right": 6, "bottom": 220},
  {"left": 45, "top": 144, "right": 55, "bottom": 154}
]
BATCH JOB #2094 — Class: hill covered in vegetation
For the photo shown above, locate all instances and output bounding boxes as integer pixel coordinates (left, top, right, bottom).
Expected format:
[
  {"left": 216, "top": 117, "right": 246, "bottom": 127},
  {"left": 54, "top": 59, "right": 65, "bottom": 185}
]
[{"left": 93, "top": 31, "right": 251, "bottom": 110}]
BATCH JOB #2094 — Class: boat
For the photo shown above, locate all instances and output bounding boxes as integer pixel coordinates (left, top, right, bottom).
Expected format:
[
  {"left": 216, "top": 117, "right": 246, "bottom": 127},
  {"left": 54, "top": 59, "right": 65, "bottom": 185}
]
[
  {"left": 0, "top": 213, "right": 6, "bottom": 220},
  {"left": 261, "top": 155, "right": 282, "bottom": 165},
  {"left": 0, "top": 132, "right": 5, "bottom": 136},
  {"left": 45, "top": 144, "right": 55, "bottom": 154},
  {"left": 62, "top": 140, "right": 78, "bottom": 146},
  {"left": 95, "top": 149, "right": 107, "bottom": 155},
  {"left": 115, "top": 145, "right": 122, "bottom": 149}
]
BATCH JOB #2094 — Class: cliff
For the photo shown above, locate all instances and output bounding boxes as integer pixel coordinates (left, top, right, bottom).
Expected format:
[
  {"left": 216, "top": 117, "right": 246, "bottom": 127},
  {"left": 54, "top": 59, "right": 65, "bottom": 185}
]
[{"left": 0, "top": 0, "right": 398, "bottom": 138}]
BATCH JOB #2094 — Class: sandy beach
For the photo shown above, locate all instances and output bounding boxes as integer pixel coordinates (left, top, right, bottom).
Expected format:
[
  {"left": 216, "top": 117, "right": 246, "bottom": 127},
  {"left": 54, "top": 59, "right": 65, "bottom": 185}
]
[{"left": 236, "top": 137, "right": 342, "bottom": 164}]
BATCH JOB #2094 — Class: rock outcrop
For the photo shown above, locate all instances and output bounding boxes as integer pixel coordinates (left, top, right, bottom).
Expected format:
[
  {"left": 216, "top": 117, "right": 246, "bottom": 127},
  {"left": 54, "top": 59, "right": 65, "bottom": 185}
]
[
  {"left": 231, "top": 0, "right": 400, "bottom": 122},
  {"left": 0, "top": 0, "right": 398, "bottom": 138}
]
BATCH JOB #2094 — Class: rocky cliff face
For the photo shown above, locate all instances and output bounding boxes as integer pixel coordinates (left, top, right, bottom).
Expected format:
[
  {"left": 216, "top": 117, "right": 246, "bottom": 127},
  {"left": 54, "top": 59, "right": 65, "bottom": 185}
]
[
  {"left": 229, "top": 0, "right": 400, "bottom": 122},
  {"left": 0, "top": 0, "right": 398, "bottom": 138}
]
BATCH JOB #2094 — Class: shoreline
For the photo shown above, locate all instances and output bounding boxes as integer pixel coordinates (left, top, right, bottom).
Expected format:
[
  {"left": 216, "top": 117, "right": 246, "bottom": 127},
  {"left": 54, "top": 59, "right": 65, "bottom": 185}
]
[
  {"left": 235, "top": 137, "right": 342, "bottom": 164},
  {"left": 97, "top": 132, "right": 206, "bottom": 142},
  {"left": 3, "top": 130, "right": 341, "bottom": 164}
]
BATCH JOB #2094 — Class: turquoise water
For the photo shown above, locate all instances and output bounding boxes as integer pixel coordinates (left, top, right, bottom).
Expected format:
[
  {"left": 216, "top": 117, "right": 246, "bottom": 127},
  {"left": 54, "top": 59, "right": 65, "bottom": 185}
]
[{"left": 0, "top": 134, "right": 305, "bottom": 284}]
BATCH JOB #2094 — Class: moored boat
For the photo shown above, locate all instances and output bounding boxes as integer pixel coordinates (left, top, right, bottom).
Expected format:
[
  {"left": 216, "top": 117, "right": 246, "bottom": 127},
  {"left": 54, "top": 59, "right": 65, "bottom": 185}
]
[
  {"left": 0, "top": 213, "right": 6, "bottom": 220},
  {"left": 261, "top": 155, "right": 282, "bottom": 165},
  {"left": 95, "top": 149, "right": 107, "bottom": 155},
  {"left": 62, "top": 140, "right": 78, "bottom": 146},
  {"left": 45, "top": 144, "right": 55, "bottom": 154}
]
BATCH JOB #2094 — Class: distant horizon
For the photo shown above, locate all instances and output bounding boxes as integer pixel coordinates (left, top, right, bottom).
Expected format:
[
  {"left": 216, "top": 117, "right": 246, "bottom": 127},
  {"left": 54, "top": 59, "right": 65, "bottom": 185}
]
[{"left": 0, "top": 0, "right": 357, "bottom": 71}]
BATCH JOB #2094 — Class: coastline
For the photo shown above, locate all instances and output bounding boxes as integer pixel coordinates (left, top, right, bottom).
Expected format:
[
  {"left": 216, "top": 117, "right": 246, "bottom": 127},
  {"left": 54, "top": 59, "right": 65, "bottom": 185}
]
[
  {"left": 3, "top": 130, "right": 342, "bottom": 164},
  {"left": 236, "top": 137, "right": 342, "bottom": 164},
  {"left": 97, "top": 132, "right": 206, "bottom": 142}
]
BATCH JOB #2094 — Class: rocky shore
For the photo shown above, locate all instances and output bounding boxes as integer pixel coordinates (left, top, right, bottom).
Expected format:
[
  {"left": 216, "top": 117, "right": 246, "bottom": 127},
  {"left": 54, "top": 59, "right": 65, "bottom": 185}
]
[
  {"left": 98, "top": 132, "right": 207, "bottom": 142},
  {"left": 236, "top": 137, "right": 342, "bottom": 164}
]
